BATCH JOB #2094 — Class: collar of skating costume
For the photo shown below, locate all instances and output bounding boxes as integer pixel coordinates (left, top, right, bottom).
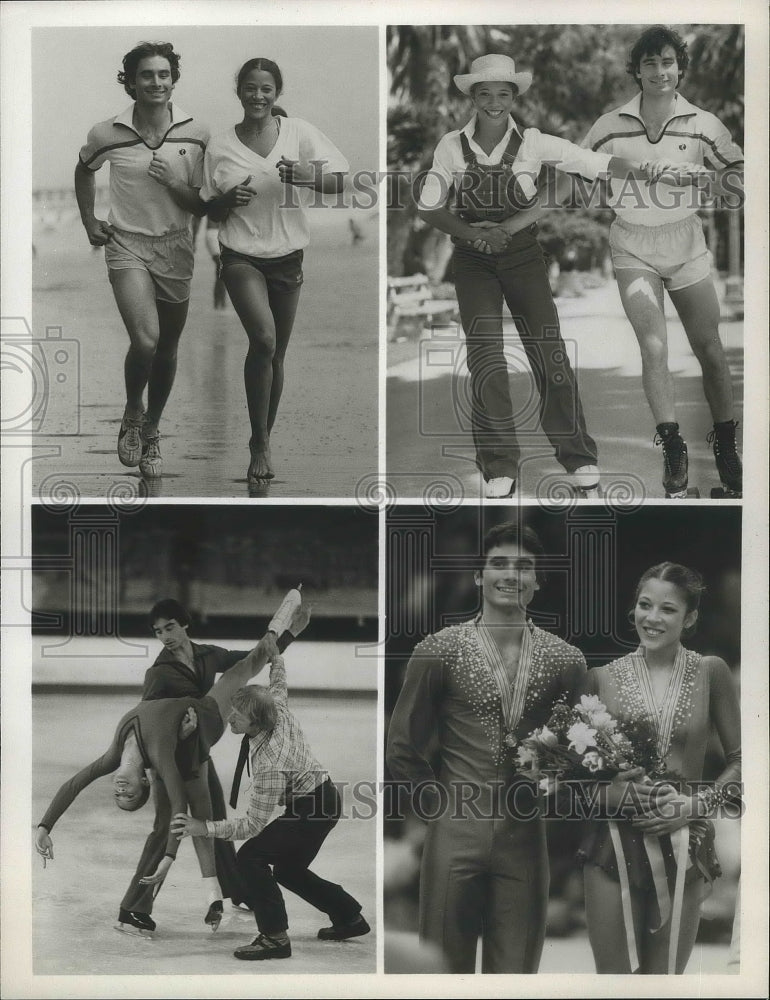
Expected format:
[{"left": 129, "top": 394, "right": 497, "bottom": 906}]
[
  {"left": 417, "top": 619, "right": 585, "bottom": 765},
  {"left": 606, "top": 644, "right": 702, "bottom": 759},
  {"left": 454, "top": 115, "right": 536, "bottom": 223}
]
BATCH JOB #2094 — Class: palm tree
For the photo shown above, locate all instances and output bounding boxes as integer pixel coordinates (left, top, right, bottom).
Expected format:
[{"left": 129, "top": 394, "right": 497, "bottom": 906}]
[{"left": 387, "top": 26, "right": 488, "bottom": 277}]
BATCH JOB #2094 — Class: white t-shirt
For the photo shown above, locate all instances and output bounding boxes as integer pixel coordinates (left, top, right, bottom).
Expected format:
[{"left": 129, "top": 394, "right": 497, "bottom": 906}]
[
  {"left": 582, "top": 93, "right": 744, "bottom": 226},
  {"left": 79, "top": 104, "right": 208, "bottom": 237},
  {"left": 418, "top": 113, "right": 612, "bottom": 212},
  {"left": 201, "top": 117, "right": 349, "bottom": 257}
]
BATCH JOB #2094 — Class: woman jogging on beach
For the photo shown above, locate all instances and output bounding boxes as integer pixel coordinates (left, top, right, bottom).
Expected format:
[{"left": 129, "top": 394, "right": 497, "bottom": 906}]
[
  {"left": 75, "top": 41, "right": 208, "bottom": 481},
  {"left": 578, "top": 562, "right": 741, "bottom": 973},
  {"left": 202, "top": 59, "right": 349, "bottom": 489}
]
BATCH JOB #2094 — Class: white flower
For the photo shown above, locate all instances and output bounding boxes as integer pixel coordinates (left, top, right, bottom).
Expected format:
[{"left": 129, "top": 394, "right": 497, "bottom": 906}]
[
  {"left": 577, "top": 695, "right": 615, "bottom": 730},
  {"left": 582, "top": 751, "right": 604, "bottom": 773},
  {"left": 537, "top": 726, "right": 558, "bottom": 748},
  {"left": 577, "top": 694, "right": 605, "bottom": 716},
  {"left": 567, "top": 721, "right": 597, "bottom": 754},
  {"left": 588, "top": 710, "right": 615, "bottom": 731},
  {"left": 516, "top": 745, "right": 537, "bottom": 768}
]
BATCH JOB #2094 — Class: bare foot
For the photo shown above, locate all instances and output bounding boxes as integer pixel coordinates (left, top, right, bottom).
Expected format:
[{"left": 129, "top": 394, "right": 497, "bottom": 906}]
[{"left": 247, "top": 444, "right": 274, "bottom": 482}]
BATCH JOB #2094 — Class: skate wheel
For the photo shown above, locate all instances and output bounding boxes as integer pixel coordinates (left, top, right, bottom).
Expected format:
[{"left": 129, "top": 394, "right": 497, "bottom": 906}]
[{"left": 686, "top": 488, "right": 700, "bottom": 498}]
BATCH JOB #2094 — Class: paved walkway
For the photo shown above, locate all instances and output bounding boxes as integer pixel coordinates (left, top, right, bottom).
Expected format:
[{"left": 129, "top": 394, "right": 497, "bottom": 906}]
[{"left": 387, "top": 279, "right": 743, "bottom": 501}]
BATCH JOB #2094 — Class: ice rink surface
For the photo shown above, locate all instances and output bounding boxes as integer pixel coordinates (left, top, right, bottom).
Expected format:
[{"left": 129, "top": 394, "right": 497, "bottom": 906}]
[{"left": 32, "top": 692, "right": 377, "bottom": 975}]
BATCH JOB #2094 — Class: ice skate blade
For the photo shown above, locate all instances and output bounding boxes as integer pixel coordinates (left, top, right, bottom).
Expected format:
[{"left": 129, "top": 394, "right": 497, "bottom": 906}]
[
  {"left": 114, "top": 922, "right": 155, "bottom": 939},
  {"left": 205, "top": 901, "right": 224, "bottom": 931}
]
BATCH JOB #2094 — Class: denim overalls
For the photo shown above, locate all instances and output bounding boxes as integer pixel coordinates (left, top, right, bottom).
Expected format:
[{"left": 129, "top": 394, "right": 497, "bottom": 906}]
[{"left": 450, "top": 127, "right": 597, "bottom": 483}]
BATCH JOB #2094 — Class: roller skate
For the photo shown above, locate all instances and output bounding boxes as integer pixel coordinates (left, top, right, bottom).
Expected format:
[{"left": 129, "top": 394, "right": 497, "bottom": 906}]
[
  {"left": 706, "top": 420, "right": 743, "bottom": 499},
  {"left": 115, "top": 908, "right": 156, "bottom": 937},
  {"left": 654, "top": 423, "right": 699, "bottom": 499},
  {"left": 569, "top": 465, "right": 601, "bottom": 498},
  {"left": 205, "top": 900, "right": 224, "bottom": 931}
]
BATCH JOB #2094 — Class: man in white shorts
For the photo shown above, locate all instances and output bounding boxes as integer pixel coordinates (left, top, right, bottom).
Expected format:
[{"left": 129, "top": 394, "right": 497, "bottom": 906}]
[
  {"left": 582, "top": 25, "right": 744, "bottom": 497},
  {"left": 75, "top": 41, "right": 208, "bottom": 479}
]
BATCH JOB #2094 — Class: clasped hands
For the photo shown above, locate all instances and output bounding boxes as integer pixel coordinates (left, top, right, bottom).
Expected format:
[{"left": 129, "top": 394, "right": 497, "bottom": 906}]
[
  {"left": 606, "top": 768, "right": 694, "bottom": 836},
  {"left": 466, "top": 221, "right": 512, "bottom": 255},
  {"left": 641, "top": 159, "right": 712, "bottom": 187}
]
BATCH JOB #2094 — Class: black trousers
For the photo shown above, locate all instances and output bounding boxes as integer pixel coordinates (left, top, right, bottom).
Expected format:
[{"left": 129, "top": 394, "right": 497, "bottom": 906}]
[
  {"left": 236, "top": 778, "right": 361, "bottom": 935},
  {"left": 120, "top": 761, "right": 247, "bottom": 913},
  {"left": 453, "top": 232, "right": 597, "bottom": 480}
]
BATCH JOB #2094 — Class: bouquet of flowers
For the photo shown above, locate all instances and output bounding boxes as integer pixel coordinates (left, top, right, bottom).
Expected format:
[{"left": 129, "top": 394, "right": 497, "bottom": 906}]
[{"left": 509, "top": 694, "right": 668, "bottom": 793}]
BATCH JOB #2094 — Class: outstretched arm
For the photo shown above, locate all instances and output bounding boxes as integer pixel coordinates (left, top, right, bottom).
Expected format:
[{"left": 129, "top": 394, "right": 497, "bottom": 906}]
[{"left": 35, "top": 743, "right": 121, "bottom": 861}]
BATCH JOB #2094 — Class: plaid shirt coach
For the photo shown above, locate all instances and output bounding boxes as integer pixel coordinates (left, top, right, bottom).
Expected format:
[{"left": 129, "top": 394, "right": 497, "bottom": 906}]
[{"left": 206, "top": 658, "right": 328, "bottom": 841}]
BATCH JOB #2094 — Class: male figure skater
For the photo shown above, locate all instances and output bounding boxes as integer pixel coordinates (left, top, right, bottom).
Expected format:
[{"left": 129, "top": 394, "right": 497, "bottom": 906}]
[
  {"left": 386, "top": 521, "right": 586, "bottom": 973},
  {"left": 117, "top": 596, "right": 307, "bottom": 933}
]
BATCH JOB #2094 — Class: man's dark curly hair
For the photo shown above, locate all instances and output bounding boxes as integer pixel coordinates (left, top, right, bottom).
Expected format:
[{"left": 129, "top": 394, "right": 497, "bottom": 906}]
[
  {"left": 117, "top": 42, "right": 181, "bottom": 97},
  {"left": 627, "top": 26, "right": 689, "bottom": 89}
]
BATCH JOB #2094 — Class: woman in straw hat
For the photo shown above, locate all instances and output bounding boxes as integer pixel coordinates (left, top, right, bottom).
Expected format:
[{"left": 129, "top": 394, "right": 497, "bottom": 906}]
[{"left": 417, "top": 54, "right": 647, "bottom": 499}]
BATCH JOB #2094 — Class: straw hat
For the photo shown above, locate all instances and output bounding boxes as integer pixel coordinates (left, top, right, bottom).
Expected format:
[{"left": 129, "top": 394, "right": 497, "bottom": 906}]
[{"left": 454, "top": 54, "right": 532, "bottom": 96}]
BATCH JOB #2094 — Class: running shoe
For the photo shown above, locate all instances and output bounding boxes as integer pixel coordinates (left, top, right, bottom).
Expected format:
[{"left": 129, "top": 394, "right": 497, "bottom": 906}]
[
  {"left": 117, "top": 413, "right": 144, "bottom": 467},
  {"left": 139, "top": 431, "right": 162, "bottom": 478}
]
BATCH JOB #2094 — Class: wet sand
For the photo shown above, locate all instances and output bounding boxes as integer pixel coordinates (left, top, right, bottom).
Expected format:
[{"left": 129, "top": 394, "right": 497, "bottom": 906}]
[
  {"left": 32, "top": 691, "right": 376, "bottom": 975},
  {"left": 30, "top": 211, "right": 378, "bottom": 498}
]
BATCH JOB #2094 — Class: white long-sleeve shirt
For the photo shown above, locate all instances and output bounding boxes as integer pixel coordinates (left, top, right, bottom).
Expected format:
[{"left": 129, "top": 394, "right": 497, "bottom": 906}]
[{"left": 418, "top": 113, "right": 612, "bottom": 212}]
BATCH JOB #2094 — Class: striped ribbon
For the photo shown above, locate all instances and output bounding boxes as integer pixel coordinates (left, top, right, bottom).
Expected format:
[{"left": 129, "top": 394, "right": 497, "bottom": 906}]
[
  {"left": 609, "top": 822, "right": 692, "bottom": 974},
  {"left": 475, "top": 619, "right": 533, "bottom": 734}
]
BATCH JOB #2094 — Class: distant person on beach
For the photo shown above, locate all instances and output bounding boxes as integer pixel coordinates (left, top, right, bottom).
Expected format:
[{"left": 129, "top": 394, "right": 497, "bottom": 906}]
[
  {"left": 205, "top": 219, "right": 228, "bottom": 309},
  {"left": 74, "top": 41, "right": 208, "bottom": 480},
  {"left": 201, "top": 59, "right": 349, "bottom": 489}
]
